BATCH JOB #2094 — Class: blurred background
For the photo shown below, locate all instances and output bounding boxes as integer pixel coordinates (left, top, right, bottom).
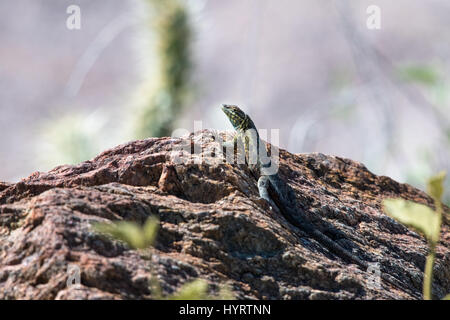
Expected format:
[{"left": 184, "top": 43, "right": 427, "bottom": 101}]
[{"left": 0, "top": 0, "right": 449, "bottom": 203}]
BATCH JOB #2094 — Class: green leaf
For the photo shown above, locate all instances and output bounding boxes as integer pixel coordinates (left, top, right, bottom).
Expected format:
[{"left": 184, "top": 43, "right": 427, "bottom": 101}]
[
  {"left": 93, "top": 221, "right": 144, "bottom": 249},
  {"left": 169, "top": 279, "right": 209, "bottom": 300},
  {"left": 427, "top": 171, "right": 446, "bottom": 202},
  {"left": 217, "top": 284, "right": 235, "bottom": 300},
  {"left": 383, "top": 199, "right": 441, "bottom": 243},
  {"left": 398, "top": 65, "right": 440, "bottom": 86},
  {"left": 92, "top": 217, "right": 159, "bottom": 250},
  {"left": 143, "top": 216, "right": 159, "bottom": 245}
]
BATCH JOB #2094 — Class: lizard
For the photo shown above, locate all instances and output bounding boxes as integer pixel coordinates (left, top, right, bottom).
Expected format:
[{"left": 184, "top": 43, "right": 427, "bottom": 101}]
[{"left": 221, "top": 104, "right": 421, "bottom": 299}]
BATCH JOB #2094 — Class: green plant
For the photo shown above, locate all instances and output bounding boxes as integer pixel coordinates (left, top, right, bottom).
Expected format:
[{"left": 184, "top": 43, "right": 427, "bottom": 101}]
[
  {"left": 383, "top": 171, "right": 448, "bottom": 300},
  {"left": 38, "top": 111, "right": 106, "bottom": 168},
  {"left": 134, "top": 0, "right": 193, "bottom": 139},
  {"left": 37, "top": 0, "right": 194, "bottom": 172},
  {"left": 93, "top": 216, "right": 159, "bottom": 250},
  {"left": 398, "top": 64, "right": 441, "bottom": 87},
  {"left": 93, "top": 217, "right": 233, "bottom": 300}
]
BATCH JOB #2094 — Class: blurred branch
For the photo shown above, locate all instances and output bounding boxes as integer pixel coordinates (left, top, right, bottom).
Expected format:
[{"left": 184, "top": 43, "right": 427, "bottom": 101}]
[
  {"left": 373, "top": 51, "right": 450, "bottom": 132},
  {"left": 65, "top": 13, "right": 135, "bottom": 98},
  {"left": 333, "top": 1, "right": 450, "bottom": 197},
  {"left": 334, "top": 0, "right": 396, "bottom": 169}
]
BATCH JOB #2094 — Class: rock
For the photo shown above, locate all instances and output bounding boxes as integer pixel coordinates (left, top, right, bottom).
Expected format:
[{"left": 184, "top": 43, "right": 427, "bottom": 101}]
[{"left": 0, "top": 130, "right": 448, "bottom": 299}]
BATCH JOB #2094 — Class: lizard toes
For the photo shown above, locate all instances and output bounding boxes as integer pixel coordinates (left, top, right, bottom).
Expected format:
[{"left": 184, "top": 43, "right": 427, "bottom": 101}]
[{"left": 255, "top": 197, "right": 274, "bottom": 211}]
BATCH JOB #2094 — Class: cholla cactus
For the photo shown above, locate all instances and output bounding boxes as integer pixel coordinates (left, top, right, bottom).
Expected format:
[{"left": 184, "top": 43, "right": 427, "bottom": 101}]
[{"left": 134, "top": 0, "right": 192, "bottom": 139}]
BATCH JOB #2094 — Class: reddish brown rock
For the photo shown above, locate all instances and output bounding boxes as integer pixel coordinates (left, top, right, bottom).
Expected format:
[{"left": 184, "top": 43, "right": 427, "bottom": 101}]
[{"left": 0, "top": 130, "right": 448, "bottom": 299}]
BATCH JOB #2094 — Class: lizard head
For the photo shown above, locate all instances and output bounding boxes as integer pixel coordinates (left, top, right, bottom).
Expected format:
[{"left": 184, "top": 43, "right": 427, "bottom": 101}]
[{"left": 221, "top": 104, "right": 249, "bottom": 130}]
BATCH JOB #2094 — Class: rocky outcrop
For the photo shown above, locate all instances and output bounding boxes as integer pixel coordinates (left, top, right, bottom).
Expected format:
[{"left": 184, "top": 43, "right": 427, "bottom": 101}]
[{"left": 0, "top": 130, "right": 449, "bottom": 299}]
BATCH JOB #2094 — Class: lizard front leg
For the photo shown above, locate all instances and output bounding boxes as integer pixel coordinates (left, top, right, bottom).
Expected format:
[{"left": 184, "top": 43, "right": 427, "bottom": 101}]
[
  {"left": 221, "top": 132, "right": 240, "bottom": 149},
  {"left": 257, "top": 175, "right": 279, "bottom": 211},
  {"left": 222, "top": 132, "right": 248, "bottom": 169}
]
